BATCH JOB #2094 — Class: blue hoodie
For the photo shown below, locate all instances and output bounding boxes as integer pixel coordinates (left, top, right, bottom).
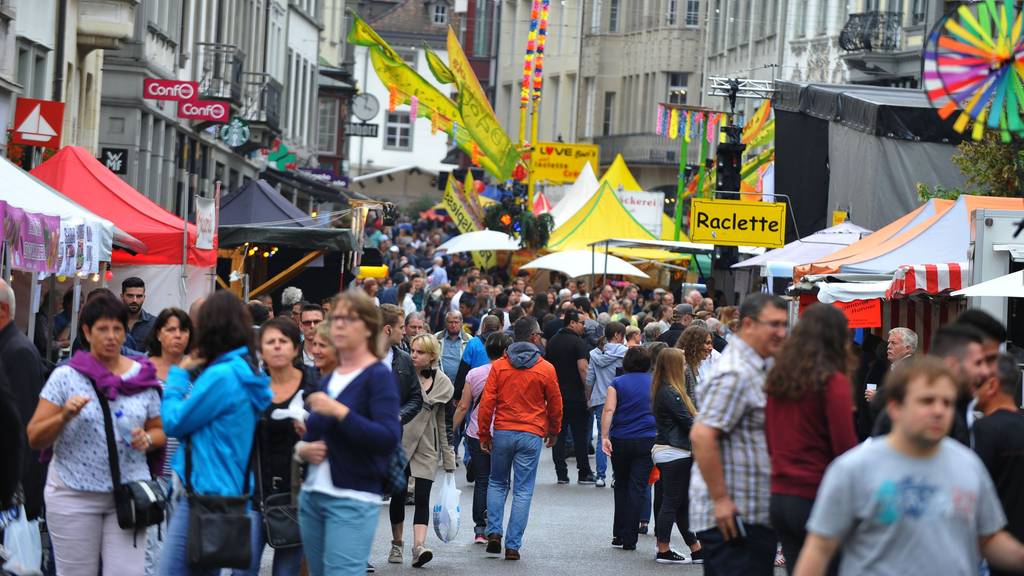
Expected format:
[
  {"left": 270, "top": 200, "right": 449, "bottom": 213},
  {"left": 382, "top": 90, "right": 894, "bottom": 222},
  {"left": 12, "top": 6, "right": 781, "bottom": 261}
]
[{"left": 162, "top": 347, "right": 272, "bottom": 496}]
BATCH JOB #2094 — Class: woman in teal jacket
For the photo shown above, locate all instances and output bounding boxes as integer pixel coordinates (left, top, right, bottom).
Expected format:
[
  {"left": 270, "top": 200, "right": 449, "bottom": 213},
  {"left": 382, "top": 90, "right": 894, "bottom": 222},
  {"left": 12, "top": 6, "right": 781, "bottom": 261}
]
[{"left": 159, "top": 292, "right": 272, "bottom": 576}]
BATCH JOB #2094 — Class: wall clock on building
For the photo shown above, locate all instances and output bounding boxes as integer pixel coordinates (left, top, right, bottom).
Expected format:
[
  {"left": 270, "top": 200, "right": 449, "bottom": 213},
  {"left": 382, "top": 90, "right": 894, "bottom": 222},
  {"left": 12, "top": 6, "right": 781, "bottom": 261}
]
[{"left": 352, "top": 93, "right": 380, "bottom": 122}]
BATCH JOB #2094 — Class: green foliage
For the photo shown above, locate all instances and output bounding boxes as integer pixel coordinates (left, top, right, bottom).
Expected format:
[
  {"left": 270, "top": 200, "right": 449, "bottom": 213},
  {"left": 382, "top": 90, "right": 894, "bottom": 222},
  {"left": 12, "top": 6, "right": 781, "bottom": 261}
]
[
  {"left": 916, "top": 183, "right": 962, "bottom": 202},
  {"left": 949, "top": 133, "right": 1024, "bottom": 197},
  {"left": 483, "top": 203, "right": 554, "bottom": 250}
]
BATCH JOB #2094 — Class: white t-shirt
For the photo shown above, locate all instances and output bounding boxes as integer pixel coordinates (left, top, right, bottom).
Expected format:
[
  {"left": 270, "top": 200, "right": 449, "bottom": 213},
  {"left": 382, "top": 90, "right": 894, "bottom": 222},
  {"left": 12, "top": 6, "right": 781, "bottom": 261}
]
[{"left": 302, "top": 367, "right": 380, "bottom": 503}]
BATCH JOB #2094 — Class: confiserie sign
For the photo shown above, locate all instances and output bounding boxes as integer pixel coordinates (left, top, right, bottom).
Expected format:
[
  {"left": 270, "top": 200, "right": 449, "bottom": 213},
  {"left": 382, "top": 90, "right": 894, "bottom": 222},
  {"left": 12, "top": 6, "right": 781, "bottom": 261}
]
[
  {"left": 143, "top": 79, "right": 198, "bottom": 101},
  {"left": 689, "top": 198, "right": 786, "bottom": 248}
]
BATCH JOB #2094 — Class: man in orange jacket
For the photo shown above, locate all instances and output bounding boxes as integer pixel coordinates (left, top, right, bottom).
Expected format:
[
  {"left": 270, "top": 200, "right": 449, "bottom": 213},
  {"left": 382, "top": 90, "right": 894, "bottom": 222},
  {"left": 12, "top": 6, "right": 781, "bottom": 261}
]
[{"left": 478, "top": 316, "right": 562, "bottom": 561}]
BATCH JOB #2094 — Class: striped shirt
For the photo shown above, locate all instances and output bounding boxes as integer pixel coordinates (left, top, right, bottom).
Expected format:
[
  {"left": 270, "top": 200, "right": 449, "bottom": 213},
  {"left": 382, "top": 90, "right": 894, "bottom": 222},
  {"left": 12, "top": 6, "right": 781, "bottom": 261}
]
[{"left": 689, "top": 336, "right": 773, "bottom": 531}]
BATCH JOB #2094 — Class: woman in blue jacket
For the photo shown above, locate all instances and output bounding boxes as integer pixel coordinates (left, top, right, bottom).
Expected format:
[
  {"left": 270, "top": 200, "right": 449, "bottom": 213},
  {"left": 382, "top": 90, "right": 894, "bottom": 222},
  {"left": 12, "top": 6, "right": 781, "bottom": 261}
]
[
  {"left": 296, "top": 289, "right": 401, "bottom": 576},
  {"left": 158, "top": 292, "right": 272, "bottom": 576}
]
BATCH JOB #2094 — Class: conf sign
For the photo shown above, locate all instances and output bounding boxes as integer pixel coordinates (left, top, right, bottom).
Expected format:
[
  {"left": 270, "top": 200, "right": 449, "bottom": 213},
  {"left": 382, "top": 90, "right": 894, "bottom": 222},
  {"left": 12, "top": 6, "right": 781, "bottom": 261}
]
[
  {"left": 689, "top": 198, "right": 786, "bottom": 248},
  {"left": 143, "top": 79, "right": 229, "bottom": 124}
]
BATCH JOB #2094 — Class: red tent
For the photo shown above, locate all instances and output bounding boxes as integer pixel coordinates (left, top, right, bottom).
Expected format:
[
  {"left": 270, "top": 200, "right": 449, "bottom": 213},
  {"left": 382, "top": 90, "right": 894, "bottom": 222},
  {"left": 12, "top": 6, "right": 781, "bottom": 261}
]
[{"left": 32, "top": 146, "right": 216, "bottom": 267}]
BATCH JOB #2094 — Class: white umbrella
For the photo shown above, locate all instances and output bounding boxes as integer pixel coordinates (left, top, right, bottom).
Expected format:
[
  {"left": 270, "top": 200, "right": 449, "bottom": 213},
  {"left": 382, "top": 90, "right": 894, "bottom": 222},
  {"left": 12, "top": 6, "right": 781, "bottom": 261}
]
[
  {"left": 436, "top": 229, "right": 521, "bottom": 254},
  {"left": 951, "top": 270, "right": 1024, "bottom": 298},
  {"left": 521, "top": 250, "right": 649, "bottom": 279}
]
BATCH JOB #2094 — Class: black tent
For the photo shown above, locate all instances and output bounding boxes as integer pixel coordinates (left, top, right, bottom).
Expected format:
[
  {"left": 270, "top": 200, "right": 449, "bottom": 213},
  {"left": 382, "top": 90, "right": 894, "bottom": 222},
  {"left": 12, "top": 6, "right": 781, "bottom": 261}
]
[{"left": 773, "top": 81, "right": 967, "bottom": 239}]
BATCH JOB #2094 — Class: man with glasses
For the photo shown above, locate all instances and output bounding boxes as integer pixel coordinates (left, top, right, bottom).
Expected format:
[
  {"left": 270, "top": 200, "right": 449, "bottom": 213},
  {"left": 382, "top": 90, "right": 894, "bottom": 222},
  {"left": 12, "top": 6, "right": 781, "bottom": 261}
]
[
  {"left": 690, "top": 293, "right": 788, "bottom": 575},
  {"left": 299, "top": 303, "right": 325, "bottom": 367}
]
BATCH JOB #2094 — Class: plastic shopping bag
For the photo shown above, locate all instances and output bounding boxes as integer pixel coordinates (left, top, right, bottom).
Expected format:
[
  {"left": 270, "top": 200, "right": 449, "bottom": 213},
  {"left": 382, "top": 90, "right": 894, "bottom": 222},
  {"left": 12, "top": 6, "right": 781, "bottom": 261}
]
[
  {"left": 432, "top": 472, "right": 461, "bottom": 543},
  {"left": 2, "top": 506, "right": 42, "bottom": 576}
]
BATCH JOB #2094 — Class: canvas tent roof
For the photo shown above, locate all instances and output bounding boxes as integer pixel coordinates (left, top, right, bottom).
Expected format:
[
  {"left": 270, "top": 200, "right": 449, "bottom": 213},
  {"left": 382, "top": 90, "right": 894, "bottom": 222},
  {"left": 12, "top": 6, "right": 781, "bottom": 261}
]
[
  {"left": 218, "top": 179, "right": 353, "bottom": 251},
  {"left": 32, "top": 146, "right": 210, "bottom": 266},
  {"left": 1, "top": 154, "right": 141, "bottom": 261},
  {"left": 547, "top": 181, "right": 662, "bottom": 251},
  {"left": 733, "top": 221, "right": 871, "bottom": 274},
  {"left": 598, "top": 154, "right": 678, "bottom": 241},
  {"left": 550, "top": 161, "right": 599, "bottom": 228}
]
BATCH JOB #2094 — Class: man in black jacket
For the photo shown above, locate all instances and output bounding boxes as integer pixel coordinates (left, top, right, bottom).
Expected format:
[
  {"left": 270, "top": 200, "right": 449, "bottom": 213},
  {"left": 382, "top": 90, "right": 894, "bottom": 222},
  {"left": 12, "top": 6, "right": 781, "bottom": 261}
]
[
  {"left": 381, "top": 304, "right": 424, "bottom": 425},
  {"left": 0, "top": 279, "right": 46, "bottom": 520},
  {"left": 657, "top": 304, "right": 693, "bottom": 347}
]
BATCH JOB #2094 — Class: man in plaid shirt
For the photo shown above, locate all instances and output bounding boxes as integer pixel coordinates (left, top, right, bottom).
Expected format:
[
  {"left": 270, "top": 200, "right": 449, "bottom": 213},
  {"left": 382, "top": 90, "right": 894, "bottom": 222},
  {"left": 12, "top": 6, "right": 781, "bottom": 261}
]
[{"left": 690, "top": 293, "right": 789, "bottom": 575}]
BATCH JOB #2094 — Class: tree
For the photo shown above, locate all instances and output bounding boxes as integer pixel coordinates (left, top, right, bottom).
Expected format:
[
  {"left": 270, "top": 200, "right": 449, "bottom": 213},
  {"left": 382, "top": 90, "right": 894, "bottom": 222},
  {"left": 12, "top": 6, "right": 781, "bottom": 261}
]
[{"left": 920, "top": 134, "right": 1024, "bottom": 200}]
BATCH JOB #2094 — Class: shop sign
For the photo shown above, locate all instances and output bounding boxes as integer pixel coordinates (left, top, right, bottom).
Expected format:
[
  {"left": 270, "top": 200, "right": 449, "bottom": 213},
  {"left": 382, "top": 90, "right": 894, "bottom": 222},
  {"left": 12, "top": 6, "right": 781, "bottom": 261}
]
[
  {"left": 530, "top": 142, "right": 599, "bottom": 184},
  {"left": 219, "top": 117, "right": 250, "bottom": 147},
  {"left": 616, "top": 190, "right": 664, "bottom": 237},
  {"left": 832, "top": 210, "right": 849, "bottom": 226},
  {"left": 100, "top": 148, "right": 129, "bottom": 175},
  {"left": 689, "top": 197, "right": 786, "bottom": 248},
  {"left": 143, "top": 79, "right": 198, "bottom": 102},
  {"left": 345, "top": 122, "right": 379, "bottom": 137},
  {"left": 12, "top": 98, "right": 64, "bottom": 149},
  {"left": 178, "top": 100, "right": 229, "bottom": 123},
  {"left": 832, "top": 298, "right": 882, "bottom": 328}
]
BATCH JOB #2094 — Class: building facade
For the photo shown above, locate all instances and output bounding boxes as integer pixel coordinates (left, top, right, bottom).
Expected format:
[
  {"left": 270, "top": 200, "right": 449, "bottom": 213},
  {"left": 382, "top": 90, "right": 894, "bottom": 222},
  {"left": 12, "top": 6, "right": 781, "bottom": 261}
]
[
  {"left": 781, "top": 0, "right": 847, "bottom": 86},
  {"left": 837, "top": 0, "right": 945, "bottom": 87},
  {"left": 702, "top": 0, "right": 783, "bottom": 118}
]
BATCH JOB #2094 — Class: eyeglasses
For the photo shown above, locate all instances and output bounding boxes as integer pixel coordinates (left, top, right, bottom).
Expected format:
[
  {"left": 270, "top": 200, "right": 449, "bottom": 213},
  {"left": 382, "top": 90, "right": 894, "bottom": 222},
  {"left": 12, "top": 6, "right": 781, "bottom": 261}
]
[
  {"left": 329, "top": 314, "right": 362, "bottom": 325},
  {"left": 301, "top": 319, "right": 322, "bottom": 327},
  {"left": 751, "top": 318, "right": 788, "bottom": 330}
]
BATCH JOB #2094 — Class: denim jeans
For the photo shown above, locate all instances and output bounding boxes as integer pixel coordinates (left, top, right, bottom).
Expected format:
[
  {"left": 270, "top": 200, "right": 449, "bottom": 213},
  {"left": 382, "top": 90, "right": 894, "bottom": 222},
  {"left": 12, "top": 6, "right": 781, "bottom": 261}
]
[
  {"left": 609, "top": 437, "right": 654, "bottom": 547},
  {"left": 231, "top": 508, "right": 304, "bottom": 576},
  {"left": 552, "top": 401, "right": 593, "bottom": 480},
  {"left": 464, "top": 436, "right": 491, "bottom": 535},
  {"left": 144, "top": 476, "right": 175, "bottom": 576},
  {"left": 697, "top": 523, "right": 777, "bottom": 576},
  {"left": 486, "top": 430, "right": 542, "bottom": 551},
  {"left": 299, "top": 490, "right": 380, "bottom": 576},
  {"left": 158, "top": 497, "right": 222, "bottom": 576},
  {"left": 588, "top": 405, "right": 608, "bottom": 479}
]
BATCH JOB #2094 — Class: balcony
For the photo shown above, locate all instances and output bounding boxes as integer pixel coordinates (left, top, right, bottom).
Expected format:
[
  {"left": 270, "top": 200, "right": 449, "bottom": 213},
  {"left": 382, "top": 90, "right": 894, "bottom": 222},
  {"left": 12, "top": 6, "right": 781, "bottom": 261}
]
[
  {"left": 839, "top": 11, "right": 902, "bottom": 52},
  {"left": 0, "top": 0, "right": 15, "bottom": 21},
  {"left": 195, "top": 42, "right": 244, "bottom": 103},
  {"left": 78, "top": 0, "right": 139, "bottom": 50},
  {"left": 242, "top": 73, "right": 283, "bottom": 130},
  {"left": 592, "top": 133, "right": 683, "bottom": 166}
]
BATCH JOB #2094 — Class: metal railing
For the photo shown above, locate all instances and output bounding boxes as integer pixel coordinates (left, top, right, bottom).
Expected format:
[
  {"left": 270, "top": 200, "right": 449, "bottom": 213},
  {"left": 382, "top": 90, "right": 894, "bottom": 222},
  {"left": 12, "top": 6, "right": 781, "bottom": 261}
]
[
  {"left": 839, "top": 11, "right": 902, "bottom": 52},
  {"left": 195, "top": 42, "right": 244, "bottom": 102},
  {"left": 593, "top": 133, "right": 681, "bottom": 166},
  {"left": 241, "top": 73, "right": 282, "bottom": 130}
]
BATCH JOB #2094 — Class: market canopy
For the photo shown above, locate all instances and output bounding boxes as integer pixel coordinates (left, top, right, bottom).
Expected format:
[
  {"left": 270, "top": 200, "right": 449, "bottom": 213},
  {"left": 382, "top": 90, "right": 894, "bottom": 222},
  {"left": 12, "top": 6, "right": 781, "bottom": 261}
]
[
  {"left": 521, "top": 249, "right": 649, "bottom": 279},
  {"left": 218, "top": 179, "right": 353, "bottom": 251},
  {"left": 437, "top": 230, "right": 521, "bottom": 254},
  {"left": 548, "top": 181, "right": 668, "bottom": 252},
  {"left": 550, "top": 162, "right": 600, "bottom": 228},
  {"left": 32, "top": 146, "right": 209, "bottom": 266},
  {"left": 951, "top": 269, "right": 1024, "bottom": 298},
  {"left": 598, "top": 154, "right": 677, "bottom": 241},
  {"left": 801, "top": 196, "right": 1024, "bottom": 276},
  {"left": 733, "top": 221, "right": 871, "bottom": 275}
]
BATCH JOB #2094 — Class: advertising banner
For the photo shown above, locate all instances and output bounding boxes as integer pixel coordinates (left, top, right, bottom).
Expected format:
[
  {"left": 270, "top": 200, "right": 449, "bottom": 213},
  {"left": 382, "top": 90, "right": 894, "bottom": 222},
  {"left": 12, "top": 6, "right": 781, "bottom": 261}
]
[
  {"left": 616, "top": 191, "right": 664, "bottom": 238},
  {"left": 143, "top": 79, "right": 198, "bottom": 102},
  {"left": 442, "top": 177, "right": 495, "bottom": 269},
  {"left": 195, "top": 196, "right": 216, "bottom": 250},
  {"left": 3, "top": 204, "right": 61, "bottom": 273},
  {"left": 530, "top": 142, "right": 599, "bottom": 185},
  {"left": 689, "top": 198, "right": 787, "bottom": 248},
  {"left": 178, "top": 100, "right": 230, "bottom": 123},
  {"left": 57, "top": 221, "right": 100, "bottom": 276}
]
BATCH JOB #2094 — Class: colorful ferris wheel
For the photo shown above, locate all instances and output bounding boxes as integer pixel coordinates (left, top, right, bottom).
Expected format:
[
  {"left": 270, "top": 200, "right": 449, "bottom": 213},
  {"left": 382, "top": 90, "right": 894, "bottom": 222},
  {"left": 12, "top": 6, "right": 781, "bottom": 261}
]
[{"left": 924, "top": 0, "right": 1024, "bottom": 141}]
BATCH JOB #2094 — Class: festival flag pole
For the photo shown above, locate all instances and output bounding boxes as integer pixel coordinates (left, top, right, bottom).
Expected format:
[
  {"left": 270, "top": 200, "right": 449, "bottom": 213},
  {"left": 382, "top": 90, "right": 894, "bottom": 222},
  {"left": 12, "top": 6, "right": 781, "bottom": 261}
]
[
  {"left": 519, "top": 0, "right": 540, "bottom": 147},
  {"left": 527, "top": 0, "right": 550, "bottom": 209}
]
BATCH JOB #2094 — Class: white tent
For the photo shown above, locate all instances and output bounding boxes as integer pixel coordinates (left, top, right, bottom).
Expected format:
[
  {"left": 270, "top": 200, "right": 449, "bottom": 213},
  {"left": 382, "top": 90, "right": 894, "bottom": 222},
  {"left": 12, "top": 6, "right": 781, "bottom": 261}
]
[
  {"left": 550, "top": 162, "right": 600, "bottom": 228},
  {"left": 437, "top": 230, "right": 521, "bottom": 254},
  {"left": 732, "top": 221, "right": 871, "bottom": 275},
  {"left": 951, "top": 270, "right": 1024, "bottom": 298},
  {"left": 521, "top": 250, "right": 649, "bottom": 279}
]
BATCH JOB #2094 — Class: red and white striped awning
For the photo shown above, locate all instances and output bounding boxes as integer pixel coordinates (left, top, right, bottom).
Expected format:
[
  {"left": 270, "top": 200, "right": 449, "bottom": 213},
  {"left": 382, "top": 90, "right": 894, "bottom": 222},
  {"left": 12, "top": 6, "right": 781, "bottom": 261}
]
[{"left": 886, "top": 262, "right": 968, "bottom": 299}]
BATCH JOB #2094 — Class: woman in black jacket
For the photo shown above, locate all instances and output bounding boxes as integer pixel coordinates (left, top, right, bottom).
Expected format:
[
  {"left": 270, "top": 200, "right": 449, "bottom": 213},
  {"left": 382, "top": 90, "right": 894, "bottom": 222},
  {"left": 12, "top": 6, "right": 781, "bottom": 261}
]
[{"left": 650, "top": 348, "right": 703, "bottom": 564}]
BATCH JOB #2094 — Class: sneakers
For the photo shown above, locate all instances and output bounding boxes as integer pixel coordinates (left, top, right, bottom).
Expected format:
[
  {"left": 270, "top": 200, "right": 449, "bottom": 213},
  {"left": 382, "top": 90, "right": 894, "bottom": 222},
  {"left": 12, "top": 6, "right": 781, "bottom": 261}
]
[
  {"left": 690, "top": 548, "right": 705, "bottom": 564},
  {"left": 412, "top": 545, "right": 433, "bottom": 568},
  {"left": 656, "top": 550, "right": 691, "bottom": 564},
  {"left": 638, "top": 521, "right": 649, "bottom": 534},
  {"left": 611, "top": 537, "right": 623, "bottom": 547},
  {"left": 556, "top": 476, "right": 570, "bottom": 485},
  {"left": 578, "top": 473, "right": 596, "bottom": 485},
  {"left": 622, "top": 544, "right": 637, "bottom": 551},
  {"left": 474, "top": 533, "right": 487, "bottom": 544},
  {"left": 387, "top": 541, "right": 402, "bottom": 564},
  {"left": 505, "top": 549, "right": 520, "bottom": 561},
  {"left": 486, "top": 533, "right": 502, "bottom": 556},
  {"left": 366, "top": 563, "right": 376, "bottom": 573},
  {"left": 595, "top": 477, "right": 606, "bottom": 487}
]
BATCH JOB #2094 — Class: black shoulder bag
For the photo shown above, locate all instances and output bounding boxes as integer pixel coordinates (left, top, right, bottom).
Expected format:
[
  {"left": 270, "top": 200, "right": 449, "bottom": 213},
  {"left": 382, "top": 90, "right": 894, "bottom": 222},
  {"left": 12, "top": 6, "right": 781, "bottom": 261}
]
[
  {"left": 254, "top": 423, "right": 301, "bottom": 549},
  {"left": 89, "top": 381, "right": 166, "bottom": 541},
  {"left": 184, "top": 438, "right": 253, "bottom": 569}
]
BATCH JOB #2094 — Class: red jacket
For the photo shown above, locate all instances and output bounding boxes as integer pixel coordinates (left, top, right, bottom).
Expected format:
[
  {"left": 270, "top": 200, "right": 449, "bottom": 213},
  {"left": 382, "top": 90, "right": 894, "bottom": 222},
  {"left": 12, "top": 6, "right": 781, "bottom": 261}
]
[
  {"left": 765, "top": 372, "right": 858, "bottom": 499},
  {"left": 477, "top": 343, "right": 562, "bottom": 444}
]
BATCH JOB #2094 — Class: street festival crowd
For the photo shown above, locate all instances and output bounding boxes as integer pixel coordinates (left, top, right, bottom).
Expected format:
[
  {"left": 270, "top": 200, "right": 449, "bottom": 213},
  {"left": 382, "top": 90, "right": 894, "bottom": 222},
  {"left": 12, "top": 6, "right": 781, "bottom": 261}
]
[{"left": 0, "top": 216, "right": 1022, "bottom": 576}]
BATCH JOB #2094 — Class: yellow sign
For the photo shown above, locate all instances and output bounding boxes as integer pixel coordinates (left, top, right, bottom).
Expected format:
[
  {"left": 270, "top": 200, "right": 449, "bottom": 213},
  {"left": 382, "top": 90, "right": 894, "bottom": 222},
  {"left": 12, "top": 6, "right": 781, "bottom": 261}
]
[
  {"left": 442, "top": 177, "right": 495, "bottom": 269},
  {"left": 530, "top": 142, "right": 600, "bottom": 185},
  {"left": 832, "top": 210, "right": 848, "bottom": 226},
  {"left": 689, "top": 198, "right": 787, "bottom": 248}
]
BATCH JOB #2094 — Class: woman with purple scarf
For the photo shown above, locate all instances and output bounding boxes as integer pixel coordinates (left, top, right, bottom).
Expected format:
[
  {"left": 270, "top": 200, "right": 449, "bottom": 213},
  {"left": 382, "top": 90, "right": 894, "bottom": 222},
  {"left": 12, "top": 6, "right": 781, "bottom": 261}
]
[{"left": 27, "top": 293, "right": 165, "bottom": 576}]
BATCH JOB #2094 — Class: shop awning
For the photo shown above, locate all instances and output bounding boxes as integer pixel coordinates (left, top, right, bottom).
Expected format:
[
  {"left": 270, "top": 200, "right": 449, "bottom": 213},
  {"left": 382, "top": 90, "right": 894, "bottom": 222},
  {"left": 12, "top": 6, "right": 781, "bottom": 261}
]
[
  {"left": 886, "top": 262, "right": 969, "bottom": 299},
  {"left": 32, "top": 146, "right": 210, "bottom": 266},
  {"left": 734, "top": 221, "right": 871, "bottom": 275},
  {"left": 218, "top": 179, "right": 353, "bottom": 250},
  {"left": 952, "top": 269, "right": 1024, "bottom": 298}
]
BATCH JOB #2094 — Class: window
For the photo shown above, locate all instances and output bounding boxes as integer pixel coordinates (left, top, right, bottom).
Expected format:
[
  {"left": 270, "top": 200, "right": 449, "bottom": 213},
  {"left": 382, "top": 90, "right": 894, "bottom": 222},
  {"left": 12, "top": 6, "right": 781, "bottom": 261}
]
[
  {"left": 473, "top": 0, "right": 490, "bottom": 56},
  {"left": 911, "top": 0, "right": 926, "bottom": 24},
  {"left": 667, "top": 0, "right": 677, "bottom": 25},
  {"left": 816, "top": 0, "right": 828, "bottom": 34},
  {"left": 609, "top": 0, "right": 620, "bottom": 32},
  {"left": 591, "top": 0, "right": 602, "bottom": 33},
  {"left": 685, "top": 0, "right": 700, "bottom": 25},
  {"left": 602, "top": 92, "right": 615, "bottom": 136},
  {"left": 318, "top": 98, "right": 338, "bottom": 154},
  {"left": 584, "top": 77, "right": 595, "bottom": 137},
  {"left": 385, "top": 111, "right": 413, "bottom": 150},
  {"left": 794, "top": 0, "right": 807, "bottom": 38},
  {"left": 433, "top": 4, "right": 448, "bottom": 25},
  {"left": 668, "top": 72, "right": 688, "bottom": 104}
]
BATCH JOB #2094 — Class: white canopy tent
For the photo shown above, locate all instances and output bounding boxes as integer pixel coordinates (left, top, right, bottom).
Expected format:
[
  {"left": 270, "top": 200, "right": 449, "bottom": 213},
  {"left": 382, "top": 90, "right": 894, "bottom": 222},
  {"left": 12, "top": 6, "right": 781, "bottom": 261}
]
[
  {"left": 522, "top": 250, "right": 649, "bottom": 279},
  {"left": 437, "top": 230, "right": 522, "bottom": 254},
  {"left": 550, "top": 162, "right": 600, "bottom": 228},
  {"left": 951, "top": 270, "right": 1024, "bottom": 298}
]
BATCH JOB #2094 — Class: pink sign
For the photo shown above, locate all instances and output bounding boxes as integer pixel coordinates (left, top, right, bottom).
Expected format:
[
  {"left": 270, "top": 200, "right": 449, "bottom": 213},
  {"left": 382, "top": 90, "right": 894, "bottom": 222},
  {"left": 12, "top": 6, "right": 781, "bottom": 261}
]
[
  {"left": 144, "top": 79, "right": 198, "bottom": 102},
  {"left": 178, "top": 100, "right": 229, "bottom": 123},
  {"left": 3, "top": 204, "right": 61, "bottom": 273}
]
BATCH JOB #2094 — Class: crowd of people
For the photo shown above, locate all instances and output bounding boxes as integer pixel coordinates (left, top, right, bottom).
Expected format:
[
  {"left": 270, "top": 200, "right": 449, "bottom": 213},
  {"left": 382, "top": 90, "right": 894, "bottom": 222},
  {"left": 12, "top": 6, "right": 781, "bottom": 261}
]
[{"left": 0, "top": 215, "right": 1022, "bottom": 576}]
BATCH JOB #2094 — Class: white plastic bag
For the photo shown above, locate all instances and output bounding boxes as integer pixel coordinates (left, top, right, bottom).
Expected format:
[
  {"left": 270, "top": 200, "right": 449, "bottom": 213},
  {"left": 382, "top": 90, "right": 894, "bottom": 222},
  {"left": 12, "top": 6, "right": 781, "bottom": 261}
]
[
  {"left": 2, "top": 506, "right": 42, "bottom": 576},
  {"left": 432, "top": 472, "right": 461, "bottom": 543}
]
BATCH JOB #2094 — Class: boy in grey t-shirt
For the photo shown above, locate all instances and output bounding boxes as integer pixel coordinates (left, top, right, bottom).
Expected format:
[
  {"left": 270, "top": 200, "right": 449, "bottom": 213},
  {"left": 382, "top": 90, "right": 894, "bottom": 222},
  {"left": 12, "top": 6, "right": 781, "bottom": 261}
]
[{"left": 794, "top": 357, "right": 1024, "bottom": 576}]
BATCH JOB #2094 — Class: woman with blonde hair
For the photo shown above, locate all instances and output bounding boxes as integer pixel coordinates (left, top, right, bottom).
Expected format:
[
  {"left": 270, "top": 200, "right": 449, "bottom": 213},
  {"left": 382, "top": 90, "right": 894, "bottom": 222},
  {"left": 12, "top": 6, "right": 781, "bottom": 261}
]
[
  {"left": 388, "top": 333, "right": 455, "bottom": 568},
  {"left": 309, "top": 321, "right": 338, "bottom": 377},
  {"left": 649, "top": 348, "right": 703, "bottom": 564}
]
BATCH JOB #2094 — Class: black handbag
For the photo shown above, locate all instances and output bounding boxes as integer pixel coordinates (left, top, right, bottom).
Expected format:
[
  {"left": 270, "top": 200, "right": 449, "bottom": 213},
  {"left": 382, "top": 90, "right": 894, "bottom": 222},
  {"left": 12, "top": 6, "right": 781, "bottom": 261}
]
[
  {"left": 254, "top": 436, "right": 301, "bottom": 550},
  {"left": 89, "top": 380, "right": 166, "bottom": 537},
  {"left": 184, "top": 438, "right": 253, "bottom": 569},
  {"left": 383, "top": 444, "right": 409, "bottom": 496}
]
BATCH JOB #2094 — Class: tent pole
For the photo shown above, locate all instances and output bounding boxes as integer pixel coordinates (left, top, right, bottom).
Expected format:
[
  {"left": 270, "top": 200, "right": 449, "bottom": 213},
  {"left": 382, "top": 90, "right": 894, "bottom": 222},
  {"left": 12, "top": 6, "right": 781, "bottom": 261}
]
[
  {"left": 100, "top": 262, "right": 108, "bottom": 288},
  {"left": 45, "top": 274, "right": 56, "bottom": 361},
  {"left": 603, "top": 244, "right": 609, "bottom": 287},
  {"left": 591, "top": 245, "right": 595, "bottom": 279},
  {"left": 68, "top": 277, "right": 82, "bottom": 357},
  {"left": 27, "top": 273, "right": 39, "bottom": 344}
]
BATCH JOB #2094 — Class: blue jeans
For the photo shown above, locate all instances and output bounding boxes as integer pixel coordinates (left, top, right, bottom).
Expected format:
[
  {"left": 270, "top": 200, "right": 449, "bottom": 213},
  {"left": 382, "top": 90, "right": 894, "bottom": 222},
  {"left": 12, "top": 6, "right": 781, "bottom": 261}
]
[
  {"left": 158, "top": 497, "right": 222, "bottom": 576},
  {"left": 589, "top": 405, "right": 608, "bottom": 479},
  {"left": 299, "top": 490, "right": 380, "bottom": 576},
  {"left": 231, "top": 509, "right": 303, "bottom": 576},
  {"left": 465, "top": 436, "right": 491, "bottom": 534},
  {"left": 486, "top": 430, "right": 542, "bottom": 551}
]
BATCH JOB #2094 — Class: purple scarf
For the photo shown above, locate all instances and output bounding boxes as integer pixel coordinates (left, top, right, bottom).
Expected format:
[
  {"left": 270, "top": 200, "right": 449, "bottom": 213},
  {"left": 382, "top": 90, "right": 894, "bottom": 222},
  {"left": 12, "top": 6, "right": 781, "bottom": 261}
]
[{"left": 68, "top": 351, "right": 161, "bottom": 400}]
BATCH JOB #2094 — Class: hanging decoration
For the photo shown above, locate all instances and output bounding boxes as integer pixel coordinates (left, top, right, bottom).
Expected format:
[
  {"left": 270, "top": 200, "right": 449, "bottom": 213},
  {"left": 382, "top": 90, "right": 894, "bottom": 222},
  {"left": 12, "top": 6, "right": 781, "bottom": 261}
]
[
  {"left": 521, "top": 0, "right": 540, "bottom": 110},
  {"left": 532, "top": 0, "right": 550, "bottom": 102},
  {"left": 924, "top": 1, "right": 1024, "bottom": 142},
  {"left": 668, "top": 109, "right": 679, "bottom": 139},
  {"left": 655, "top": 104, "right": 665, "bottom": 135},
  {"left": 409, "top": 95, "right": 419, "bottom": 119},
  {"left": 388, "top": 86, "right": 398, "bottom": 112}
]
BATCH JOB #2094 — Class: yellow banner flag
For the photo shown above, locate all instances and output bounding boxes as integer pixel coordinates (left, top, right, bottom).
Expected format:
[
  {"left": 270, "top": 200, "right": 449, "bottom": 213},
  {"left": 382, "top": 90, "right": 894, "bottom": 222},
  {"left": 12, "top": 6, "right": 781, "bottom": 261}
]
[
  {"left": 347, "top": 10, "right": 402, "bottom": 63},
  {"left": 424, "top": 45, "right": 456, "bottom": 85},
  {"left": 445, "top": 28, "right": 519, "bottom": 180},
  {"left": 442, "top": 176, "right": 495, "bottom": 268},
  {"left": 368, "top": 46, "right": 460, "bottom": 124}
]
